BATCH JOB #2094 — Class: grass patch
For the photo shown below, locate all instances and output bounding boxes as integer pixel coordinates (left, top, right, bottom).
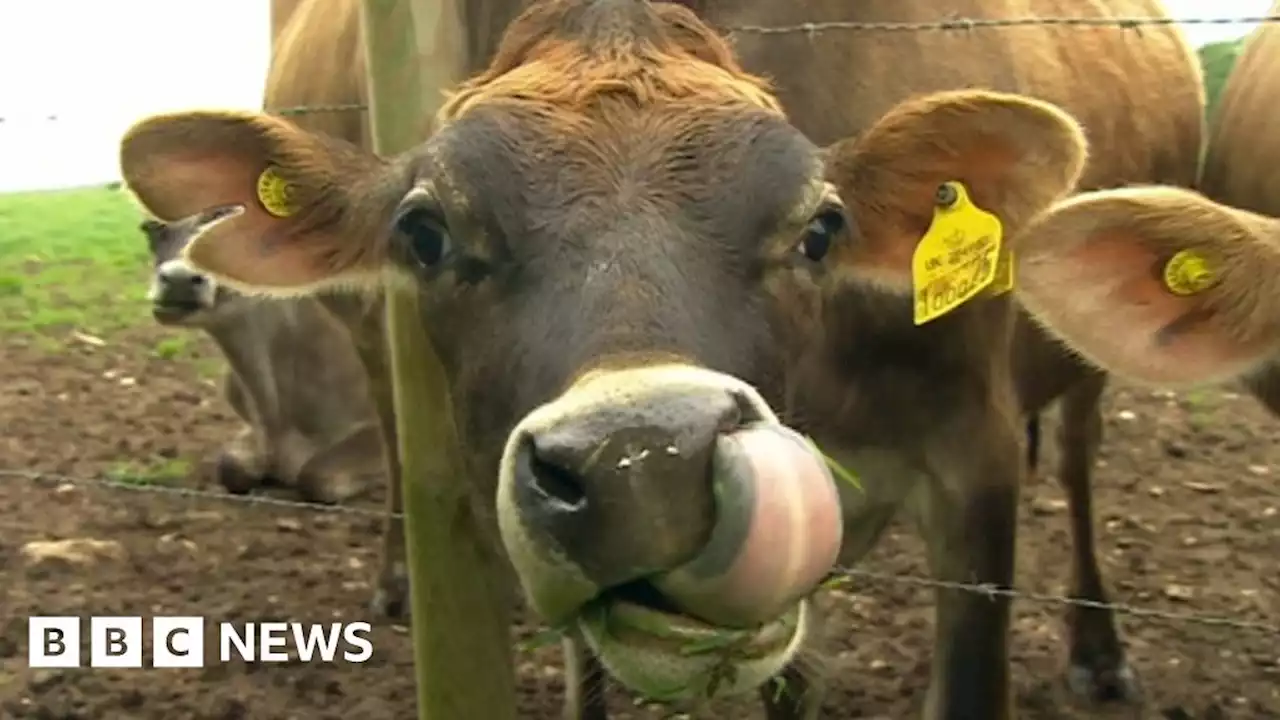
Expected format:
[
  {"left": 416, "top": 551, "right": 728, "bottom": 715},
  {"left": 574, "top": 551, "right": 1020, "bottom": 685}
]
[
  {"left": 1182, "top": 388, "right": 1219, "bottom": 431},
  {"left": 105, "top": 457, "right": 192, "bottom": 486},
  {"left": 153, "top": 335, "right": 194, "bottom": 360},
  {"left": 0, "top": 185, "right": 152, "bottom": 337}
]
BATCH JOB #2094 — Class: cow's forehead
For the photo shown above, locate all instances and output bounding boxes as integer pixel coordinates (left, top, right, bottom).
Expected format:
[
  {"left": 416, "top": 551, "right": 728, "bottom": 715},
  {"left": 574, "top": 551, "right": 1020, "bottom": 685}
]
[
  {"left": 438, "top": 0, "right": 782, "bottom": 117},
  {"left": 411, "top": 0, "right": 828, "bottom": 246},
  {"left": 425, "top": 102, "right": 824, "bottom": 248}
]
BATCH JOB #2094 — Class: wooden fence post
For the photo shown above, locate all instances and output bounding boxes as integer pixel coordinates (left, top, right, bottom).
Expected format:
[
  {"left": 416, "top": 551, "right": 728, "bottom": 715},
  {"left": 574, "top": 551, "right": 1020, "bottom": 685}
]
[{"left": 358, "top": 1, "right": 518, "bottom": 718}]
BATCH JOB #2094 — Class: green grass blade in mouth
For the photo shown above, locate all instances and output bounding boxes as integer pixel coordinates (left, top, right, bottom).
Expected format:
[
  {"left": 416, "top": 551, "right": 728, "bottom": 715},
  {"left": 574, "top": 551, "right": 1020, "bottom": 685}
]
[{"left": 803, "top": 435, "right": 861, "bottom": 491}]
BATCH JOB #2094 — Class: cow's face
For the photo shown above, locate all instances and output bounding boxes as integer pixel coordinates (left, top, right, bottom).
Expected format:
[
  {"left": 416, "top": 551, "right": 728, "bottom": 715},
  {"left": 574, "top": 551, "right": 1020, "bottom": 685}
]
[
  {"left": 141, "top": 217, "right": 247, "bottom": 327},
  {"left": 116, "top": 0, "right": 1086, "bottom": 702}
]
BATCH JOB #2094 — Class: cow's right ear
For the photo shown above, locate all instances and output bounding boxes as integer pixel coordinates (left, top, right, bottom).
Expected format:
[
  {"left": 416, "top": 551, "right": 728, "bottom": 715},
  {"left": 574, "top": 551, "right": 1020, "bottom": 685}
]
[
  {"left": 1015, "top": 185, "right": 1280, "bottom": 387},
  {"left": 119, "top": 111, "right": 398, "bottom": 296}
]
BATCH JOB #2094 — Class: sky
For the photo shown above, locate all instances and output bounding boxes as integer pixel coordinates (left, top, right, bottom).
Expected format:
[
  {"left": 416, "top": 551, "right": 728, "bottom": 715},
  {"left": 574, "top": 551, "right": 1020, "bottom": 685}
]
[{"left": 0, "top": 0, "right": 1272, "bottom": 194}]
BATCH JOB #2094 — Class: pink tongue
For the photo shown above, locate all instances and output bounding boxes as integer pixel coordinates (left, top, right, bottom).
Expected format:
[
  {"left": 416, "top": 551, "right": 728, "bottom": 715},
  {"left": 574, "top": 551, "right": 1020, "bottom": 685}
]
[{"left": 650, "top": 424, "right": 844, "bottom": 628}]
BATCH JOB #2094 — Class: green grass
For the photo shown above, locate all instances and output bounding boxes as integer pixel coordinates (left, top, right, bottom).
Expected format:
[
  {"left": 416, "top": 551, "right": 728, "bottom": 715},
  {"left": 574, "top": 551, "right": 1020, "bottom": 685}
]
[
  {"left": 105, "top": 457, "right": 192, "bottom": 486},
  {"left": 0, "top": 185, "right": 153, "bottom": 337},
  {"left": 152, "top": 335, "right": 195, "bottom": 360}
]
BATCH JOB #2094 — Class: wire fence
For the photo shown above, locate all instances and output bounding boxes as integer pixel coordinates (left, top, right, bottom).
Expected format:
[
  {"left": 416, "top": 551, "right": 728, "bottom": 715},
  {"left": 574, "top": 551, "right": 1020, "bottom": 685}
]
[
  {"left": 3, "top": 467, "right": 1276, "bottom": 636},
  {"left": 0, "top": 13, "right": 1276, "bottom": 125}
]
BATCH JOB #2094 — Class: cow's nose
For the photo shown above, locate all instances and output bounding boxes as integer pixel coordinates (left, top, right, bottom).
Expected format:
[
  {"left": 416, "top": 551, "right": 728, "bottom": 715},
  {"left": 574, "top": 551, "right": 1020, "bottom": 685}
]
[
  {"left": 151, "top": 260, "right": 207, "bottom": 305},
  {"left": 510, "top": 383, "right": 753, "bottom": 588},
  {"left": 157, "top": 260, "right": 206, "bottom": 288}
]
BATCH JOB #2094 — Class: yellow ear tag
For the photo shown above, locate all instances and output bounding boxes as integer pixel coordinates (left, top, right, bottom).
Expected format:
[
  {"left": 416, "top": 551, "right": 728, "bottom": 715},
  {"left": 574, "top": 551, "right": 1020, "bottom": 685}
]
[
  {"left": 911, "top": 181, "right": 1004, "bottom": 325},
  {"left": 256, "top": 166, "right": 296, "bottom": 218},
  {"left": 1162, "top": 249, "right": 1217, "bottom": 296}
]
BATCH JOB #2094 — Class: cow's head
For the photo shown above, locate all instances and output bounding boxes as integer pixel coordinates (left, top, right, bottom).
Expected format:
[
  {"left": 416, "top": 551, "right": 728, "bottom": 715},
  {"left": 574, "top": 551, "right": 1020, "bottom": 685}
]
[
  {"left": 140, "top": 211, "right": 250, "bottom": 327},
  {"left": 117, "top": 0, "right": 1086, "bottom": 701}
]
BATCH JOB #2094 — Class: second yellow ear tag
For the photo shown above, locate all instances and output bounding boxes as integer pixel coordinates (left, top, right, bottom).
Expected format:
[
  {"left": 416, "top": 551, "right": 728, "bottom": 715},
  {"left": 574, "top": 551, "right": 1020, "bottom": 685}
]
[
  {"left": 1162, "top": 249, "right": 1217, "bottom": 296},
  {"left": 912, "top": 181, "right": 1004, "bottom": 325},
  {"left": 256, "top": 166, "right": 296, "bottom": 218}
]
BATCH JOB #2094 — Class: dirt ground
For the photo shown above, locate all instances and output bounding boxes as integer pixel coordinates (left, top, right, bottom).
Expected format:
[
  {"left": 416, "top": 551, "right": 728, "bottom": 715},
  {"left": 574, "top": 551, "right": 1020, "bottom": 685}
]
[{"left": 0, "top": 326, "right": 1276, "bottom": 720}]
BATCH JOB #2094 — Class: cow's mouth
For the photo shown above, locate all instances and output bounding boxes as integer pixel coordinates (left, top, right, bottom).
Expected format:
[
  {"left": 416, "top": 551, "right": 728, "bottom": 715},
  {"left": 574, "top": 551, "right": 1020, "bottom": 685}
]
[
  {"left": 501, "top": 418, "right": 843, "bottom": 702},
  {"left": 151, "top": 300, "right": 204, "bottom": 324},
  {"left": 574, "top": 580, "right": 807, "bottom": 703},
  {"left": 566, "top": 423, "right": 841, "bottom": 702}
]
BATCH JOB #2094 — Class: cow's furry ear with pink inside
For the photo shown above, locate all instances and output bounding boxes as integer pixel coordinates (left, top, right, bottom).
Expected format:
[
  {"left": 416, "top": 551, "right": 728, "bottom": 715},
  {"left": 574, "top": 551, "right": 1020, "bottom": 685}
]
[
  {"left": 1015, "top": 185, "right": 1280, "bottom": 387},
  {"left": 119, "top": 110, "right": 396, "bottom": 295},
  {"left": 820, "top": 90, "right": 1088, "bottom": 293}
]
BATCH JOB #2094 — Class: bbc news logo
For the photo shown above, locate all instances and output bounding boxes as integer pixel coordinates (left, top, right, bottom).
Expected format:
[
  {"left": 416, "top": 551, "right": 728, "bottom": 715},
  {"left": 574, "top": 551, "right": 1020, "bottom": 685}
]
[{"left": 28, "top": 617, "right": 373, "bottom": 668}]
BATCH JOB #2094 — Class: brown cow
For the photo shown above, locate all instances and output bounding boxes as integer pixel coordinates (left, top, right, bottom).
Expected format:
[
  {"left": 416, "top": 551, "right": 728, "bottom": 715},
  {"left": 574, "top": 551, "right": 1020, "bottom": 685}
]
[
  {"left": 1022, "top": 13, "right": 1280, "bottom": 694},
  {"left": 116, "top": 1, "right": 1203, "bottom": 718},
  {"left": 1017, "top": 7, "right": 1280, "bottom": 390},
  {"left": 141, "top": 216, "right": 385, "bottom": 504}
]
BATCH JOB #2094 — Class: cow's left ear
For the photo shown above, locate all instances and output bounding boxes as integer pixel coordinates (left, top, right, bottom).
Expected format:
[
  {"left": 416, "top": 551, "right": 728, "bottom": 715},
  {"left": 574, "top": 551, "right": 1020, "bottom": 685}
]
[
  {"left": 120, "top": 110, "right": 400, "bottom": 296},
  {"left": 1015, "top": 185, "right": 1280, "bottom": 387},
  {"left": 822, "top": 90, "right": 1087, "bottom": 291}
]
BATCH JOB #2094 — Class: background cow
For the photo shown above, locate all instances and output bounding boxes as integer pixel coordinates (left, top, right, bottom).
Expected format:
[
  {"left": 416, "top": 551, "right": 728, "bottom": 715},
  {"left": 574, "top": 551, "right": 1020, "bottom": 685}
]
[
  {"left": 1017, "top": 0, "right": 1280, "bottom": 391},
  {"left": 1022, "top": 13, "right": 1280, "bottom": 697},
  {"left": 141, "top": 216, "right": 386, "bottom": 505},
  {"left": 118, "top": 1, "right": 1204, "bottom": 718}
]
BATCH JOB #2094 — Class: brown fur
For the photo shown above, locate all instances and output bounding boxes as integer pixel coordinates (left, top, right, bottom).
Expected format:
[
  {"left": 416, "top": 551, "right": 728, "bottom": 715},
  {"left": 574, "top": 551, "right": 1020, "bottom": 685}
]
[
  {"left": 116, "top": 1, "right": 1206, "bottom": 717},
  {"left": 1200, "top": 0, "right": 1280, "bottom": 217},
  {"left": 1197, "top": 1, "right": 1280, "bottom": 413}
]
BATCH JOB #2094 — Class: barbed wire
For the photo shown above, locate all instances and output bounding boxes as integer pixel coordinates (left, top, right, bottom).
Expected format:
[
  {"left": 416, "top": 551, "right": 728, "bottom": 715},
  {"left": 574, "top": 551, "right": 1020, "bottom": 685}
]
[
  {"left": 828, "top": 570, "right": 1280, "bottom": 635},
  {"left": 4, "top": 468, "right": 1276, "bottom": 636},
  {"left": 0, "top": 468, "right": 399, "bottom": 520},
  {"left": 722, "top": 12, "right": 1280, "bottom": 37},
  {"left": 0, "top": 13, "right": 1273, "bottom": 124}
]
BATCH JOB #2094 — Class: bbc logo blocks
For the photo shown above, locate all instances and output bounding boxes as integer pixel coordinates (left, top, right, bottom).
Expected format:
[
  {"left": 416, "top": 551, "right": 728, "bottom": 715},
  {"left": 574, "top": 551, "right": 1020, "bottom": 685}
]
[
  {"left": 27, "top": 617, "right": 79, "bottom": 669},
  {"left": 90, "top": 617, "right": 143, "bottom": 668},
  {"left": 153, "top": 617, "right": 205, "bottom": 667},
  {"left": 29, "top": 616, "right": 205, "bottom": 668}
]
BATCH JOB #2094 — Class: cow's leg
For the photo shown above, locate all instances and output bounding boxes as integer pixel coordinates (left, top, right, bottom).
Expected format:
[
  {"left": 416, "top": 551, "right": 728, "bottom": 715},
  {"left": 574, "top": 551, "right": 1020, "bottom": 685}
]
[
  {"left": 365, "top": 363, "right": 409, "bottom": 619},
  {"left": 1025, "top": 415, "right": 1041, "bottom": 475},
  {"left": 215, "top": 371, "right": 272, "bottom": 493},
  {"left": 293, "top": 422, "right": 384, "bottom": 505},
  {"left": 215, "top": 425, "right": 270, "bottom": 494},
  {"left": 562, "top": 636, "right": 609, "bottom": 720},
  {"left": 1055, "top": 372, "right": 1140, "bottom": 703},
  {"left": 1242, "top": 361, "right": 1280, "bottom": 416},
  {"left": 913, "top": 413, "right": 1020, "bottom": 720}
]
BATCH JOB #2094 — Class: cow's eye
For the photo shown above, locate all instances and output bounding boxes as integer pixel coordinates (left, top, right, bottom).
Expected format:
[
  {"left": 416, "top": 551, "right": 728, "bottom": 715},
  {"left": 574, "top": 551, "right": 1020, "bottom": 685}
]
[
  {"left": 797, "top": 209, "right": 844, "bottom": 263},
  {"left": 396, "top": 207, "right": 452, "bottom": 269}
]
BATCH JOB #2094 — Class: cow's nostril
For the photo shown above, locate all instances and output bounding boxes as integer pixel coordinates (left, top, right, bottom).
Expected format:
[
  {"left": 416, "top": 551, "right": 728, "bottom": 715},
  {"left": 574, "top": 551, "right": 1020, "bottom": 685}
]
[
  {"left": 523, "top": 438, "right": 588, "bottom": 510},
  {"left": 190, "top": 275, "right": 205, "bottom": 285},
  {"left": 724, "top": 388, "right": 760, "bottom": 431}
]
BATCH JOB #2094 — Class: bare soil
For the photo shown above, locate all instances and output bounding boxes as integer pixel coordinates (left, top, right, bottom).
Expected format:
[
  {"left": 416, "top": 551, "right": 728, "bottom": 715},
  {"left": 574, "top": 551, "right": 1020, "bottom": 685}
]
[{"left": 1, "top": 327, "right": 1276, "bottom": 719}]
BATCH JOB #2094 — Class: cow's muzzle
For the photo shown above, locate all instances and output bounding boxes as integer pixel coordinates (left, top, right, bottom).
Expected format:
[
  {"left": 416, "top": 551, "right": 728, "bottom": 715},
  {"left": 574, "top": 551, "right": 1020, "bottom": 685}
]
[{"left": 496, "top": 364, "right": 843, "bottom": 701}]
